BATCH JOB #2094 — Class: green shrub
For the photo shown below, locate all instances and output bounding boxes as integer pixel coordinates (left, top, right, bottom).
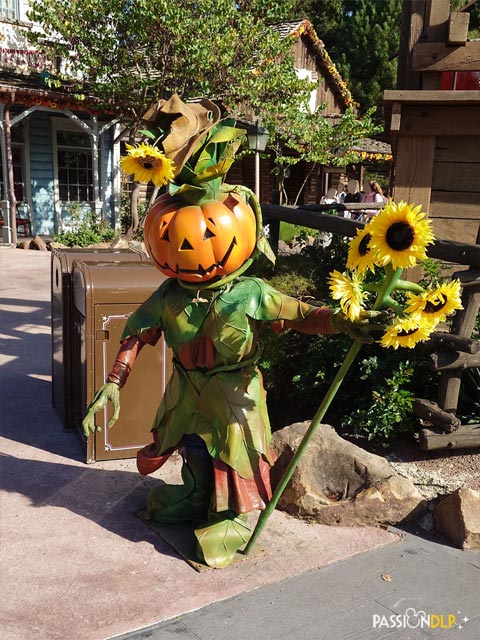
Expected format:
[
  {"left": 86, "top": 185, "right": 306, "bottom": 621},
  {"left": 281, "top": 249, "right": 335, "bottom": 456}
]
[
  {"left": 53, "top": 205, "right": 116, "bottom": 247},
  {"left": 255, "top": 230, "right": 438, "bottom": 447}
]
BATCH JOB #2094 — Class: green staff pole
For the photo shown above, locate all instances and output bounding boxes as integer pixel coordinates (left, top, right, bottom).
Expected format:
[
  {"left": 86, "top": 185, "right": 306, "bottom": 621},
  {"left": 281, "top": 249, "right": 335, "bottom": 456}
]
[{"left": 243, "top": 339, "right": 362, "bottom": 556}]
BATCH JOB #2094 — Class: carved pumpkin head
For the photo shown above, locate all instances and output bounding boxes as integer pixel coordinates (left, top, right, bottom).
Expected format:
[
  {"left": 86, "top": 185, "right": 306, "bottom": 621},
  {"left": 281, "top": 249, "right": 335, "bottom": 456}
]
[{"left": 144, "top": 191, "right": 257, "bottom": 283}]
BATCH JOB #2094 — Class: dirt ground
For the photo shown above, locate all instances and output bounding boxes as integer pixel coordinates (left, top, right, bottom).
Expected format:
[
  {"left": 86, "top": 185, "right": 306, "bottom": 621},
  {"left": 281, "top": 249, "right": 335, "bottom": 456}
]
[{"left": 386, "top": 439, "right": 480, "bottom": 499}]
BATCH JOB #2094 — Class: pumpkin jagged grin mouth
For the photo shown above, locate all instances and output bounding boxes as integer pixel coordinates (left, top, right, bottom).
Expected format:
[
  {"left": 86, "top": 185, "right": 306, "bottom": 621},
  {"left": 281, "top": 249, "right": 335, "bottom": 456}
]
[{"left": 159, "top": 236, "right": 238, "bottom": 276}]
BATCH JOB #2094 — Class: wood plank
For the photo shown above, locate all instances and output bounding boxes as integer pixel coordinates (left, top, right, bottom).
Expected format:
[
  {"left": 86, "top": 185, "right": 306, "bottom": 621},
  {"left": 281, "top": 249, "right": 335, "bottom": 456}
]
[
  {"left": 430, "top": 219, "right": 480, "bottom": 246},
  {"left": 428, "top": 332, "right": 480, "bottom": 354},
  {"left": 430, "top": 192, "right": 480, "bottom": 218},
  {"left": 413, "top": 397, "right": 461, "bottom": 432},
  {"left": 430, "top": 351, "right": 480, "bottom": 371},
  {"left": 425, "top": 0, "right": 450, "bottom": 41},
  {"left": 412, "top": 41, "right": 480, "bottom": 71},
  {"left": 384, "top": 89, "right": 480, "bottom": 105},
  {"left": 396, "top": 0, "right": 426, "bottom": 90},
  {"left": 399, "top": 106, "right": 480, "bottom": 136},
  {"left": 430, "top": 198, "right": 480, "bottom": 218},
  {"left": 422, "top": 0, "right": 449, "bottom": 91},
  {"left": 431, "top": 161, "right": 480, "bottom": 192},
  {"left": 419, "top": 424, "right": 480, "bottom": 450},
  {"left": 448, "top": 11, "right": 470, "bottom": 45},
  {"left": 426, "top": 237, "right": 480, "bottom": 266},
  {"left": 435, "top": 136, "right": 480, "bottom": 162},
  {"left": 393, "top": 136, "right": 435, "bottom": 208}
]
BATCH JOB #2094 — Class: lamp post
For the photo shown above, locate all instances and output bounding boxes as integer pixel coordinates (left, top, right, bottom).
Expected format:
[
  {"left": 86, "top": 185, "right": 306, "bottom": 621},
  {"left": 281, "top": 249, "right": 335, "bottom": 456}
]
[{"left": 247, "top": 120, "right": 269, "bottom": 201}]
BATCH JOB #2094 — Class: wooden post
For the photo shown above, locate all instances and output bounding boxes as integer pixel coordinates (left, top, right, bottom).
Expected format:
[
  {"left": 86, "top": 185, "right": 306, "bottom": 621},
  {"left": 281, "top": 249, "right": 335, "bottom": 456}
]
[
  {"left": 422, "top": 0, "right": 451, "bottom": 89},
  {"left": 3, "top": 101, "right": 17, "bottom": 245},
  {"left": 396, "top": 0, "right": 428, "bottom": 90}
]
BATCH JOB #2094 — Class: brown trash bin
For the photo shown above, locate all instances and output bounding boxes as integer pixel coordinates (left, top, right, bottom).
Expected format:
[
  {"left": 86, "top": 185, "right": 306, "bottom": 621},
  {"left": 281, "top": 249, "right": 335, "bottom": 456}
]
[
  {"left": 71, "top": 260, "right": 172, "bottom": 462},
  {"left": 51, "top": 248, "right": 150, "bottom": 428}
]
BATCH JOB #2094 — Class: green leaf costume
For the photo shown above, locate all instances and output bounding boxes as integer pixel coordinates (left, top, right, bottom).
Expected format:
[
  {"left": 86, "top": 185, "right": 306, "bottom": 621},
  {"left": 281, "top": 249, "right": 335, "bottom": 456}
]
[{"left": 122, "top": 275, "right": 334, "bottom": 514}]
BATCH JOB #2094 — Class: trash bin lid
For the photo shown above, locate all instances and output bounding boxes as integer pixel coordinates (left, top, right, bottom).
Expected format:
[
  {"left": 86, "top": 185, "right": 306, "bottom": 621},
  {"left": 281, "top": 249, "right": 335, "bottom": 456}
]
[
  {"left": 72, "top": 261, "right": 166, "bottom": 309},
  {"left": 52, "top": 247, "right": 149, "bottom": 273}
]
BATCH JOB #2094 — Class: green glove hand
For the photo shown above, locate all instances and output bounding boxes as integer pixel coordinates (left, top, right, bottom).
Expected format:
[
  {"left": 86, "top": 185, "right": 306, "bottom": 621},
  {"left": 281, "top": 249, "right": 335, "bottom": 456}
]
[
  {"left": 332, "top": 309, "right": 388, "bottom": 344},
  {"left": 82, "top": 382, "right": 121, "bottom": 436}
]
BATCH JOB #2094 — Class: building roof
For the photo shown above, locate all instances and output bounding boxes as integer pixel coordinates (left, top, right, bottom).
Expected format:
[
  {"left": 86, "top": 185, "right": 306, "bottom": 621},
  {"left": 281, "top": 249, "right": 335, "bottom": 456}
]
[
  {"left": 272, "top": 19, "right": 354, "bottom": 109},
  {"left": 351, "top": 137, "right": 392, "bottom": 158},
  {"left": 0, "top": 70, "right": 104, "bottom": 113}
]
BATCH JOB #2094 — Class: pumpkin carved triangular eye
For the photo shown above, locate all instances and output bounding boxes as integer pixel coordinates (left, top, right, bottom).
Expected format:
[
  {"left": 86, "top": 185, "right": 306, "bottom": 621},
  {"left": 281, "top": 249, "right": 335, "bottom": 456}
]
[
  {"left": 180, "top": 238, "right": 194, "bottom": 250},
  {"left": 203, "top": 228, "right": 216, "bottom": 240},
  {"left": 161, "top": 225, "right": 169, "bottom": 241}
]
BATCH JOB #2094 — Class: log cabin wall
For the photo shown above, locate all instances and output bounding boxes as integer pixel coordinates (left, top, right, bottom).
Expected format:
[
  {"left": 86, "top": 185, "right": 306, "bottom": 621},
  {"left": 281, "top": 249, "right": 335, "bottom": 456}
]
[
  {"left": 291, "top": 37, "right": 346, "bottom": 115},
  {"left": 386, "top": 95, "right": 480, "bottom": 245},
  {"left": 385, "top": 0, "right": 480, "bottom": 246}
]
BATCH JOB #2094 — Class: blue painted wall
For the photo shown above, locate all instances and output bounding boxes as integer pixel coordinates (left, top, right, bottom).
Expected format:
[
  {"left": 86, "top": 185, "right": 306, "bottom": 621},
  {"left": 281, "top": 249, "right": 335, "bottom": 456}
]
[{"left": 24, "top": 109, "right": 117, "bottom": 235}]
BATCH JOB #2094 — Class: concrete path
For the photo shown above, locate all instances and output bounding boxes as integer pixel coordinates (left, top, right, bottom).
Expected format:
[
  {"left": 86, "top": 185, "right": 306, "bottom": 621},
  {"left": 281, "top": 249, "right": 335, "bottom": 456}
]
[{"left": 0, "top": 247, "right": 477, "bottom": 640}]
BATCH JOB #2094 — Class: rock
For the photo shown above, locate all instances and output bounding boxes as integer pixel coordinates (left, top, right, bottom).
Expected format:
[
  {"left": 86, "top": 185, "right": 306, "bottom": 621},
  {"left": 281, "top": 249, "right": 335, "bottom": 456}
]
[
  {"left": 433, "top": 487, "right": 480, "bottom": 549},
  {"left": 30, "top": 235, "right": 48, "bottom": 251},
  {"left": 270, "top": 422, "right": 427, "bottom": 527},
  {"left": 110, "top": 235, "right": 131, "bottom": 249},
  {"left": 17, "top": 240, "right": 31, "bottom": 250}
]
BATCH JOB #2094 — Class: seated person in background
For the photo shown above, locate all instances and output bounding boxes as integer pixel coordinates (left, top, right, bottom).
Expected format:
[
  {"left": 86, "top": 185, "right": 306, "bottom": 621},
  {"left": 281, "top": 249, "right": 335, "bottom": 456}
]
[
  {"left": 343, "top": 179, "right": 361, "bottom": 218},
  {"left": 320, "top": 186, "right": 339, "bottom": 205},
  {"left": 361, "top": 180, "right": 387, "bottom": 220},
  {"left": 337, "top": 181, "right": 348, "bottom": 203}
]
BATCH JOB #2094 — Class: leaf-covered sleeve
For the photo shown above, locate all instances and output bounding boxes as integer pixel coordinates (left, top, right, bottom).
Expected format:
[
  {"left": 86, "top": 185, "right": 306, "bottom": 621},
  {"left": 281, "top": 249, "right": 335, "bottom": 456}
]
[
  {"left": 121, "top": 281, "right": 168, "bottom": 344},
  {"left": 245, "top": 277, "right": 335, "bottom": 334}
]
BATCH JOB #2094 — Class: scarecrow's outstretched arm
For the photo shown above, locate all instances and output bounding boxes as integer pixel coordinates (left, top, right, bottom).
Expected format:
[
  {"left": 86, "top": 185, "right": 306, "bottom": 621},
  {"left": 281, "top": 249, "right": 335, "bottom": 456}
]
[
  {"left": 275, "top": 308, "right": 386, "bottom": 344},
  {"left": 82, "top": 335, "right": 146, "bottom": 436}
]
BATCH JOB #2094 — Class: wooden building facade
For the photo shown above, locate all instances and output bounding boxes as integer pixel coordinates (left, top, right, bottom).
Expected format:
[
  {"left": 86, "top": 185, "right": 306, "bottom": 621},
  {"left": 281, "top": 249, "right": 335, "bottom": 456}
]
[{"left": 385, "top": 0, "right": 480, "bottom": 245}]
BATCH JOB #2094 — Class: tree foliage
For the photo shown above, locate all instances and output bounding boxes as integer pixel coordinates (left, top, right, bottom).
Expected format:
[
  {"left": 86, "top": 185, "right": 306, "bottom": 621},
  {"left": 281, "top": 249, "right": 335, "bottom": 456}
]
[
  {"left": 27, "top": 0, "right": 312, "bottom": 129},
  {"left": 293, "top": 0, "right": 402, "bottom": 116}
]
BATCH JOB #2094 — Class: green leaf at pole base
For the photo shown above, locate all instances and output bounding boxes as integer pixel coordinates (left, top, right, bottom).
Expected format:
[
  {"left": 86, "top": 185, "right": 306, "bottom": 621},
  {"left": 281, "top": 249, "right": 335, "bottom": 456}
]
[{"left": 194, "top": 514, "right": 250, "bottom": 568}]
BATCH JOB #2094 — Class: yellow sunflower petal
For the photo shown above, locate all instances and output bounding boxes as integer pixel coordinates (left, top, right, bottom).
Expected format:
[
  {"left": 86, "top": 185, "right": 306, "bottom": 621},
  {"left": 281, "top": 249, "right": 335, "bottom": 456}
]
[
  {"left": 405, "top": 280, "right": 463, "bottom": 323},
  {"left": 369, "top": 201, "right": 435, "bottom": 270},
  {"left": 120, "top": 143, "right": 176, "bottom": 186},
  {"left": 329, "top": 270, "right": 367, "bottom": 321},
  {"left": 380, "top": 316, "right": 435, "bottom": 349},
  {"left": 346, "top": 227, "right": 377, "bottom": 274}
]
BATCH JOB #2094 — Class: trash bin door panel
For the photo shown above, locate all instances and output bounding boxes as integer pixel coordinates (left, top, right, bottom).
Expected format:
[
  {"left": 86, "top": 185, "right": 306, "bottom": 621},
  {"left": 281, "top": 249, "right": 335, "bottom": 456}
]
[{"left": 92, "top": 304, "right": 171, "bottom": 461}]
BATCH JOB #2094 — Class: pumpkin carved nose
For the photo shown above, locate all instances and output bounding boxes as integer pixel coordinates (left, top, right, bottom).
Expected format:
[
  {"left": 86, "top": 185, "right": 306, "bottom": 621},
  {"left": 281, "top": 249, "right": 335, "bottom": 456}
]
[{"left": 180, "top": 239, "right": 194, "bottom": 250}]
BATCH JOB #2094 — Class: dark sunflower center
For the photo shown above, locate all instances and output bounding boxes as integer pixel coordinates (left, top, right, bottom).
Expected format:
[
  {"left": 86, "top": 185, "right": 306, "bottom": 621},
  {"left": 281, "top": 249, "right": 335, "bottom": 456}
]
[
  {"left": 140, "top": 155, "right": 162, "bottom": 170},
  {"left": 398, "top": 327, "right": 419, "bottom": 337},
  {"left": 424, "top": 298, "right": 447, "bottom": 313},
  {"left": 386, "top": 222, "right": 415, "bottom": 251},
  {"left": 359, "top": 233, "right": 371, "bottom": 256}
]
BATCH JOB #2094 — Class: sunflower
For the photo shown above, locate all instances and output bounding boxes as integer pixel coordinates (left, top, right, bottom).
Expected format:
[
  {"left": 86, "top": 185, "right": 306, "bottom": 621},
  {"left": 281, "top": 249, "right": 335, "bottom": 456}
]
[
  {"left": 368, "top": 201, "right": 435, "bottom": 270},
  {"left": 380, "top": 316, "right": 435, "bottom": 350},
  {"left": 329, "top": 270, "right": 368, "bottom": 321},
  {"left": 120, "top": 143, "right": 176, "bottom": 186},
  {"left": 405, "top": 280, "right": 463, "bottom": 323},
  {"left": 346, "top": 227, "right": 377, "bottom": 275}
]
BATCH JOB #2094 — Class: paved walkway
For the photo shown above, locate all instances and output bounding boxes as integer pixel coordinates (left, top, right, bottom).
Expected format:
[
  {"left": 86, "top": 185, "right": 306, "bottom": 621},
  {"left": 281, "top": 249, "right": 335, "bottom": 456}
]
[{"left": 1, "top": 246, "right": 479, "bottom": 640}]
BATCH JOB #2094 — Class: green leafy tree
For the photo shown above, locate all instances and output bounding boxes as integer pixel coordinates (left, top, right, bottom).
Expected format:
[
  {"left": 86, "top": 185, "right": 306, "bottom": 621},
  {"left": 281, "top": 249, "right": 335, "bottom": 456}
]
[
  {"left": 27, "top": 0, "right": 314, "bottom": 231},
  {"left": 28, "top": 0, "right": 382, "bottom": 226},
  {"left": 330, "top": 0, "right": 402, "bottom": 117},
  {"left": 268, "top": 105, "right": 381, "bottom": 204}
]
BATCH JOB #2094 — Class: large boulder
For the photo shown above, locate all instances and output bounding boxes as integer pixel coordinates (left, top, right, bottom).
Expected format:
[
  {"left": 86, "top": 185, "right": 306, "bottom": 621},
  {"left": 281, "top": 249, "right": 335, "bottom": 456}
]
[
  {"left": 434, "top": 487, "right": 480, "bottom": 549},
  {"left": 270, "top": 422, "right": 427, "bottom": 527}
]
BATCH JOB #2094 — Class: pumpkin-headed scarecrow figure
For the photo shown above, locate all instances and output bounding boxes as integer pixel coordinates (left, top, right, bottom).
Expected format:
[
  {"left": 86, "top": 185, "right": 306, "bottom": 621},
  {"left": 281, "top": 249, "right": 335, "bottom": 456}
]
[{"left": 83, "top": 95, "right": 378, "bottom": 568}]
